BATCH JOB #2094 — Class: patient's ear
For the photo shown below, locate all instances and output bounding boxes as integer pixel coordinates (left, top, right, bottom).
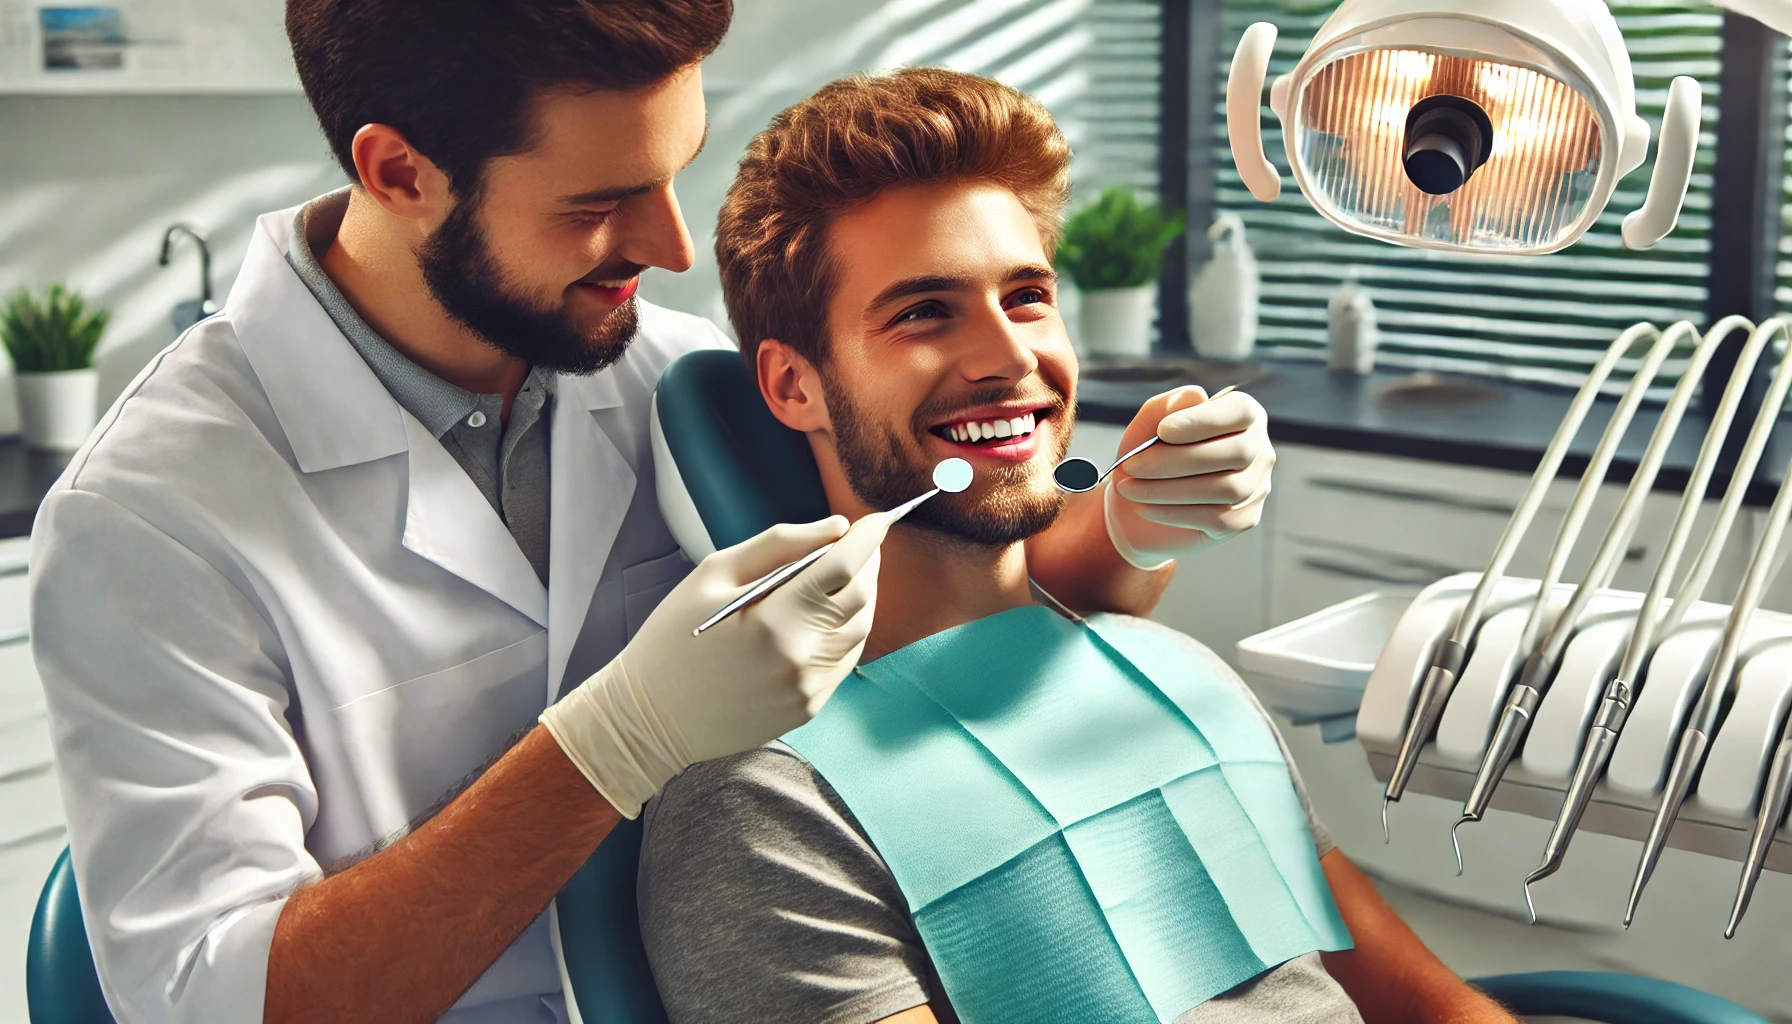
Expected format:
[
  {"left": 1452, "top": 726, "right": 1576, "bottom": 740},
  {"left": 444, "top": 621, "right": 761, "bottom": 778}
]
[{"left": 756, "top": 339, "right": 832, "bottom": 434}]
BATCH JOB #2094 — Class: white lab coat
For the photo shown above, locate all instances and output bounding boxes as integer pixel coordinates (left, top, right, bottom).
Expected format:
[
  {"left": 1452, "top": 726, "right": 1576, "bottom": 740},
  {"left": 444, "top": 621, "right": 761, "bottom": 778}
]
[{"left": 29, "top": 204, "right": 729, "bottom": 1023}]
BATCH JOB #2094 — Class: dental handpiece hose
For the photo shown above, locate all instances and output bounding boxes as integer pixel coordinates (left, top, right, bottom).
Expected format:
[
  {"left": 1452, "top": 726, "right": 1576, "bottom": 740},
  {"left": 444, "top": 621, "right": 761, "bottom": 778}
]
[
  {"left": 1380, "top": 324, "right": 1662, "bottom": 839},
  {"left": 1525, "top": 319, "right": 1787, "bottom": 912},
  {"left": 1455, "top": 321, "right": 1717, "bottom": 856},
  {"left": 1625, "top": 443, "right": 1792, "bottom": 928}
]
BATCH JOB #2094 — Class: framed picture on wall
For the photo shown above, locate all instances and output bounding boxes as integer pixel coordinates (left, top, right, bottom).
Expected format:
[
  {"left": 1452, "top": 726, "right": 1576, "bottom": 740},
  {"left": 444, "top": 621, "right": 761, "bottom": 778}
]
[{"left": 0, "top": 0, "right": 298, "bottom": 93}]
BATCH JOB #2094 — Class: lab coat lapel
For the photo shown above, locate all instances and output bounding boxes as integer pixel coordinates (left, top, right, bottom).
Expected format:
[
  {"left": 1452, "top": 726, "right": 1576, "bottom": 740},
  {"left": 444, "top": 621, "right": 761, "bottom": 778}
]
[
  {"left": 547, "top": 371, "right": 635, "bottom": 701},
  {"left": 401, "top": 412, "right": 550, "bottom": 628}
]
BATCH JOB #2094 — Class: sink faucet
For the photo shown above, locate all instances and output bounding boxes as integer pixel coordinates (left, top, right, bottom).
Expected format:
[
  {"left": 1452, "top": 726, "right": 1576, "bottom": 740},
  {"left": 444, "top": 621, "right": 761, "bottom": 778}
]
[
  {"left": 160, "top": 223, "right": 214, "bottom": 310},
  {"left": 159, "top": 224, "right": 217, "bottom": 333}
]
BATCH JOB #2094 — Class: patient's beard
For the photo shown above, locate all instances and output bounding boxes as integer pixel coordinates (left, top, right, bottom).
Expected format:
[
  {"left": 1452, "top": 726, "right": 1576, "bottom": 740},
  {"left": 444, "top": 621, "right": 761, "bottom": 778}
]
[{"left": 821, "top": 376, "right": 1068, "bottom": 547}]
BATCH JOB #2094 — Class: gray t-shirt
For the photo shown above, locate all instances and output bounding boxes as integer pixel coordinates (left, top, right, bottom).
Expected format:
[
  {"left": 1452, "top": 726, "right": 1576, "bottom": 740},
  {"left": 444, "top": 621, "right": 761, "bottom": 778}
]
[{"left": 638, "top": 614, "right": 1364, "bottom": 1024}]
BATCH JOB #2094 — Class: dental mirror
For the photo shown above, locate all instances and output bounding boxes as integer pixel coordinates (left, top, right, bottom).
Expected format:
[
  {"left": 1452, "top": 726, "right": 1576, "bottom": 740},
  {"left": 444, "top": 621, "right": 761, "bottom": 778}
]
[
  {"left": 695, "top": 458, "right": 975, "bottom": 635},
  {"left": 1053, "top": 385, "right": 1237, "bottom": 494}
]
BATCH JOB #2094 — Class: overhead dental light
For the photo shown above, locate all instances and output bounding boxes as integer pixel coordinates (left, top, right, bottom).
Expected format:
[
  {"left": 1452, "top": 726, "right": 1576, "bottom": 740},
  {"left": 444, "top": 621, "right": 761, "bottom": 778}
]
[{"left": 1227, "top": 0, "right": 1703, "bottom": 255}]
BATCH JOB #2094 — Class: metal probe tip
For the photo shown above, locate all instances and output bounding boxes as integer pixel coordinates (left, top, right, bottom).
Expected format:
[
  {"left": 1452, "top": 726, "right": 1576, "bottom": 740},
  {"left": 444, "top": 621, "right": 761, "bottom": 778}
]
[
  {"left": 1450, "top": 815, "right": 1473, "bottom": 876},
  {"left": 1522, "top": 877, "right": 1539, "bottom": 926},
  {"left": 1380, "top": 798, "right": 1391, "bottom": 844}
]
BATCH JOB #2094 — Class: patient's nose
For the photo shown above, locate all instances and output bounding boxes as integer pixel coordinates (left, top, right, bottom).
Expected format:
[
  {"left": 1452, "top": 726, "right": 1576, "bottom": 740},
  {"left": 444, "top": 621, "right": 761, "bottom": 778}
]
[{"left": 957, "top": 308, "right": 1039, "bottom": 383}]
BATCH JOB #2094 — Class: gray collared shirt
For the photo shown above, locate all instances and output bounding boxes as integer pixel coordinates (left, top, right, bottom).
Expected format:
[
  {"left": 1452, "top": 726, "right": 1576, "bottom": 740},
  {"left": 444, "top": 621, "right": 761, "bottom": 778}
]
[{"left": 287, "top": 190, "right": 552, "bottom": 584}]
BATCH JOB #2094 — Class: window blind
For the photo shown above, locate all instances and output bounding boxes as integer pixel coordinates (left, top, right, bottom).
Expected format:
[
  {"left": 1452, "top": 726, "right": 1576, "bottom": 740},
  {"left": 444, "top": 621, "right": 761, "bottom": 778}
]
[
  {"left": 1775, "top": 34, "right": 1792, "bottom": 310},
  {"left": 1210, "top": 1, "right": 1723, "bottom": 388}
]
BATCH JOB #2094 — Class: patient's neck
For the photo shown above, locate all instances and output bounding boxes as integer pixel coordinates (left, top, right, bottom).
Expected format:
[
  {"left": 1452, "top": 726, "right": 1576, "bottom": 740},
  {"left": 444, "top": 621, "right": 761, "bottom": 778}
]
[{"left": 861, "top": 527, "right": 1032, "bottom": 662}]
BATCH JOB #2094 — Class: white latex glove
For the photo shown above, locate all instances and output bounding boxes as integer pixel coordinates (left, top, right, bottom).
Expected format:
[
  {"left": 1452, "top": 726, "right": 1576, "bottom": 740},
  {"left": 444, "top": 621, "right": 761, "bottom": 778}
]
[
  {"left": 541, "top": 512, "right": 890, "bottom": 817},
  {"left": 1104, "top": 385, "right": 1275, "bottom": 570}
]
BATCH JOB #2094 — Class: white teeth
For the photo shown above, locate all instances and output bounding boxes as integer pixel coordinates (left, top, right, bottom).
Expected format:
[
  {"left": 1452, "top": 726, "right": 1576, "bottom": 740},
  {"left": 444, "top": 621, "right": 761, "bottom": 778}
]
[{"left": 942, "top": 412, "right": 1039, "bottom": 444}]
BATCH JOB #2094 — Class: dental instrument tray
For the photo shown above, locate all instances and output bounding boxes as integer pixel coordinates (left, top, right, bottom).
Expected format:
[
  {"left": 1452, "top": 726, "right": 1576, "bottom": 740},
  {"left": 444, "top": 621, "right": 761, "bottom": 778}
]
[{"left": 1237, "top": 317, "right": 1792, "bottom": 937}]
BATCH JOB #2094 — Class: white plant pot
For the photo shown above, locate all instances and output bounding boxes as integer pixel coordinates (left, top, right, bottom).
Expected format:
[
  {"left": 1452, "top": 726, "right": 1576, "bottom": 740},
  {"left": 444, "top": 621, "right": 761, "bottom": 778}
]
[
  {"left": 17, "top": 369, "right": 99, "bottom": 452},
  {"left": 1078, "top": 284, "right": 1157, "bottom": 358}
]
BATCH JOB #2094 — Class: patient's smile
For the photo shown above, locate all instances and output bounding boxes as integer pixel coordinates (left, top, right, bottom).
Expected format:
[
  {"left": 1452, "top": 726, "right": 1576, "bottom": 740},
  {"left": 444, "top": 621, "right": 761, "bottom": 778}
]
[{"left": 927, "top": 406, "right": 1054, "bottom": 463}]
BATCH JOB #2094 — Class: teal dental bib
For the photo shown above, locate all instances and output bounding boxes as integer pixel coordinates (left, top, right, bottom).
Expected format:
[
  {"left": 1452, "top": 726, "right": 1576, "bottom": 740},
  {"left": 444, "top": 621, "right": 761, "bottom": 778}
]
[{"left": 783, "top": 606, "right": 1352, "bottom": 1024}]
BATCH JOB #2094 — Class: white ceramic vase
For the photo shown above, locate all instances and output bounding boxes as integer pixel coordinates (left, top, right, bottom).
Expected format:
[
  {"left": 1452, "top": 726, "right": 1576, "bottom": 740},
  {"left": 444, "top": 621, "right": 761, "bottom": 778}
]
[
  {"left": 1078, "top": 284, "right": 1156, "bottom": 358},
  {"left": 17, "top": 368, "right": 99, "bottom": 452}
]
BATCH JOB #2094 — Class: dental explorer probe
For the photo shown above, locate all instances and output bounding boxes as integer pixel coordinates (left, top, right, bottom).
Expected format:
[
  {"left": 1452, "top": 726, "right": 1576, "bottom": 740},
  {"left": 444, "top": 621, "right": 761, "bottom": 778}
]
[
  {"left": 1435, "top": 324, "right": 1683, "bottom": 869},
  {"left": 1451, "top": 321, "right": 1710, "bottom": 871},
  {"left": 1524, "top": 318, "right": 1787, "bottom": 920},
  {"left": 1380, "top": 324, "right": 1665, "bottom": 842},
  {"left": 1727, "top": 695, "right": 1792, "bottom": 937},
  {"left": 1623, "top": 442, "right": 1792, "bottom": 928},
  {"left": 694, "top": 458, "right": 973, "bottom": 635},
  {"left": 1052, "top": 386, "right": 1237, "bottom": 494}
]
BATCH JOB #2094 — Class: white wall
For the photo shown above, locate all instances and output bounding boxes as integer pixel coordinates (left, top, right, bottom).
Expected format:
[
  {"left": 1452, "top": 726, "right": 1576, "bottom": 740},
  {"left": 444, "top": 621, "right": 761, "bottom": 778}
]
[{"left": 0, "top": 0, "right": 1132, "bottom": 425}]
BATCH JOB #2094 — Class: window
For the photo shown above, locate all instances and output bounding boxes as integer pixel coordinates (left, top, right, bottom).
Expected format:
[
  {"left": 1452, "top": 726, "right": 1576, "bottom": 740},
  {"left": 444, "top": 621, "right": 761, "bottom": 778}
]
[{"left": 1205, "top": 1, "right": 1726, "bottom": 388}]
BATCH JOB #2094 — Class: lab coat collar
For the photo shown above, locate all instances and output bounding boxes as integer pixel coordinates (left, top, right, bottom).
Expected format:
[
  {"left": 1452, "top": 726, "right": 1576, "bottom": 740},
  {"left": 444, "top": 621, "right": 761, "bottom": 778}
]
[
  {"left": 229, "top": 205, "right": 410, "bottom": 474},
  {"left": 546, "top": 368, "right": 634, "bottom": 698}
]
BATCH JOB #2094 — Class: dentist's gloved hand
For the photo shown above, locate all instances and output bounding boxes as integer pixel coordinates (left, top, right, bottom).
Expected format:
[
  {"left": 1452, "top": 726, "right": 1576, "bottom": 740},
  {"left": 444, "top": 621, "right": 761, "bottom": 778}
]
[
  {"left": 541, "top": 512, "right": 889, "bottom": 817},
  {"left": 1104, "top": 385, "right": 1275, "bottom": 570}
]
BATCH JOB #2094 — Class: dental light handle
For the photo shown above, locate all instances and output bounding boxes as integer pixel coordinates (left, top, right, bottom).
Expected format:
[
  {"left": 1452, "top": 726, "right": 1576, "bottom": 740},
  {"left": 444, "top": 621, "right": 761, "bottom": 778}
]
[
  {"left": 1621, "top": 77, "right": 1701, "bottom": 250},
  {"left": 1626, "top": 446, "right": 1792, "bottom": 926},
  {"left": 1382, "top": 324, "right": 1659, "bottom": 822},
  {"left": 1228, "top": 23, "right": 1281, "bottom": 203},
  {"left": 1662, "top": 317, "right": 1792, "bottom": 638}
]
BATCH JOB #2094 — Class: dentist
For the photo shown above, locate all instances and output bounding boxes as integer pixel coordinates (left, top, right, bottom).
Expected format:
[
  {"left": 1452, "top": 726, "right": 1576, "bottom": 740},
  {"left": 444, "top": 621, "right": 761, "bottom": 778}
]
[{"left": 27, "top": 2, "right": 1275, "bottom": 1023}]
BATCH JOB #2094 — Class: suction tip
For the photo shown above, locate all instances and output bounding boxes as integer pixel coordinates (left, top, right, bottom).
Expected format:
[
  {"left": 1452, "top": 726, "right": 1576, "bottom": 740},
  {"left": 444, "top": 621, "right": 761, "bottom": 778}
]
[
  {"left": 1380, "top": 798, "right": 1391, "bottom": 844},
  {"left": 1450, "top": 816, "right": 1471, "bottom": 876}
]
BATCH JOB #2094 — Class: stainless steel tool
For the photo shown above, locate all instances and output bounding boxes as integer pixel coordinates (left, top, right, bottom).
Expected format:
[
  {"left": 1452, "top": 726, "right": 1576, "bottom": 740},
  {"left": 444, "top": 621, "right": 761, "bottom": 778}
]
[
  {"left": 1726, "top": 719, "right": 1792, "bottom": 937},
  {"left": 694, "top": 458, "right": 973, "bottom": 636},
  {"left": 1450, "top": 320, "right": 1715, "bottom": 872},
  {"left": 1052, "top": 385, "right": 1239, "bottom": 494},
  {"left": 1523, "top": 317, "right": 1788, "bottom": 922},
  {"left": 1624, "top": 442, "right": 1792, "bottom": 928},
  {"left": 1380, "top": 324, "right": 1666, "bottom": 843}
]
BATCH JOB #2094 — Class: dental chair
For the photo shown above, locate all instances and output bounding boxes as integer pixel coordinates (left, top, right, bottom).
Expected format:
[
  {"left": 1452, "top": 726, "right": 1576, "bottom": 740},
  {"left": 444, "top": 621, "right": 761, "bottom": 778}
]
[{"left": 25, "top": 347, "right": 1771, "bottom": 1024}]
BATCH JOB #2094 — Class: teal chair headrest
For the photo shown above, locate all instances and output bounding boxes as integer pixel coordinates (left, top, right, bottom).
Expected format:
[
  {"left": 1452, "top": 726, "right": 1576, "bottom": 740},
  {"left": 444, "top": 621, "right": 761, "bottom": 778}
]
[{"left": 650, "top": 348, "right": 831, "bottom": 561}]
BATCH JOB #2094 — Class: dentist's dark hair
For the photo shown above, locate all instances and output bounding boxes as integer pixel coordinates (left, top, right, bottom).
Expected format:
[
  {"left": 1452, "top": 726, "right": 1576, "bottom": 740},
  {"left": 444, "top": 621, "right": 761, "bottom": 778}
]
[{"left": 286, "top": 0, "right": 731, "bottom": 192}]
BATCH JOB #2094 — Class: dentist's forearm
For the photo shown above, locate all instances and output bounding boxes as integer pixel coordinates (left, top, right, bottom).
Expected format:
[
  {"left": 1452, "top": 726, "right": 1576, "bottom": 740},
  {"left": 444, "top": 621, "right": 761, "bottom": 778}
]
[
  {"left": 1026, "top": 487, "right": 1173, "bottom": 616},
  {"left": 1318, "top": 852, "right": 1517, "bottom": 1024},
  {"left": 264, "top": 725, "right": 621, "bottom": 1024}
]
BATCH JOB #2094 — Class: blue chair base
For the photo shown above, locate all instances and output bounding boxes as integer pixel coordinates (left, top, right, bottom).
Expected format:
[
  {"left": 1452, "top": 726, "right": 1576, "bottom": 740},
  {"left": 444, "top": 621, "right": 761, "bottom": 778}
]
[{"left": 1471, "top": 970, "right": 1770, "bottom": 1024}]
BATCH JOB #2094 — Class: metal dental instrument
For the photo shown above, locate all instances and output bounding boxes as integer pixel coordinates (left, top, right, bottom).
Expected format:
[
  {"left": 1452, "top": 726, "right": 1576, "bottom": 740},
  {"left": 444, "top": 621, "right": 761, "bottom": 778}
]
[
  {"left": 1452, "top": 320, "right": 1713, "bottom": 872},
  {"left": 1525, "top": 318, "right": 1787, "bottom": 921},
  {"left": 1381, "top": 324, "right": 1663, "bottom": 843},
  {"left": 1625, "top": 442, "right": 1792, "bottom": 928},
  {"left": 1053, "top": 385, "right": 1238, "bottom": 494},
  {"left": 694, "top": 458, "right": 973, "bottom": 636},
  {"left": 1727, "top": 711, "right": 1792, "bottom": 938}
]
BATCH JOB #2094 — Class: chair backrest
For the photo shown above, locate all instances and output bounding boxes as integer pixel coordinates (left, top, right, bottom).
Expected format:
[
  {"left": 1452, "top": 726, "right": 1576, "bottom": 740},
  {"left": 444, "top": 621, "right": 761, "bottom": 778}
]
[
  {"left": 27, "top": 847, "right": 115, "bottom": 1024},
  {"left": 650, "top": 347, "right": 829, "bottom": 562},
  {"left": 1470, "top": 971, "right": 1770, "bottom": 1024}
]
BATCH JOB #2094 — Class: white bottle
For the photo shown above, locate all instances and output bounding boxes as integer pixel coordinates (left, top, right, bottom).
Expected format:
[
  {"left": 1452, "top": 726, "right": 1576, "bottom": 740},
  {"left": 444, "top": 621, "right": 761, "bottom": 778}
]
[
  {"left": 1327, "top": 271, "right": 1379, "bottom": 375},
  {"left": 1188, "top": 213, "right": 1258, "bottom": 362}
]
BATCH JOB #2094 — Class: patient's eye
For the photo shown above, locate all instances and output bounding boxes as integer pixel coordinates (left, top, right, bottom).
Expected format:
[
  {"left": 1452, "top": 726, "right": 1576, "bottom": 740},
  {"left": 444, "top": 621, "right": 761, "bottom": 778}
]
[
  {"left": 892, "top": 300, "right": 948, "bottom": 325},
  {"left": 1004, "top": 285, "right": 1053, "bottom": 315}
]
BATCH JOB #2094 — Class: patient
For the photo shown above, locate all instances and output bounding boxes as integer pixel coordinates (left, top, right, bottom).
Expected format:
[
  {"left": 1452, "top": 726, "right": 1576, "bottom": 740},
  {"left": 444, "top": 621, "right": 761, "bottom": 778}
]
[{"left": 638, "top": 68, "right": 1515, "bottom": 1024}]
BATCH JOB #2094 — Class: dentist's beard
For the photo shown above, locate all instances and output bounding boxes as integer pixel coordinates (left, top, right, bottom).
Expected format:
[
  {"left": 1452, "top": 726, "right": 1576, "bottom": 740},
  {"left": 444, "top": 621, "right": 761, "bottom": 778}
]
[
  {"left": 418, "top": 191, "right": 640, "bottom": 375},
  {"left": 820, "top": 376, "right": 1069, "bottom": 547}
]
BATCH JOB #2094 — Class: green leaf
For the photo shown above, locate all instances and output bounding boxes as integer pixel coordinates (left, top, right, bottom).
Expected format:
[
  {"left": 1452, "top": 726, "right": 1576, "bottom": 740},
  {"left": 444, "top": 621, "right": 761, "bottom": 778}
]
[
  {"left": 0, "top": 284, "right": 107, "bottom": 373},
  {"left": 1056, "top": 186, "right": 1187, "bottom": 290}
]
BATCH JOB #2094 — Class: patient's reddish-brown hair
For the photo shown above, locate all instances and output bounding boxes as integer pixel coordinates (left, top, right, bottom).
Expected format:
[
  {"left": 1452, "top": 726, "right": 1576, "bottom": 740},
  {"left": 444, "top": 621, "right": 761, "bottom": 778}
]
[{"left": 717, "top": 67, "right": 1072, "bottom": 369}]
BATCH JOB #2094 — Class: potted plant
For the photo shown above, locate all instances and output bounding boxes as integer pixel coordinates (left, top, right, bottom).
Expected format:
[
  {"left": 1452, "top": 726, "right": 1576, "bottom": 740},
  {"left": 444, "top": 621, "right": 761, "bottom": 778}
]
[
  {"left": 1057, "top": 186, "right": 1186, "bottom": 358},
  {"left": 1, "top": 284, "right": 108, "bottom": 451}
]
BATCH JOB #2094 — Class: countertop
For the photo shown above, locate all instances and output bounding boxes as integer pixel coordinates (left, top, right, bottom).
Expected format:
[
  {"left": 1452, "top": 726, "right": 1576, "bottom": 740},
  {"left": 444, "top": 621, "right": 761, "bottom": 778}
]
[
  {"left": 1, "top": 358, "right": 1787, "bottom": 541},
  {"left": 1076, "top": 357, "right": 1792, "bottom": 508}
]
